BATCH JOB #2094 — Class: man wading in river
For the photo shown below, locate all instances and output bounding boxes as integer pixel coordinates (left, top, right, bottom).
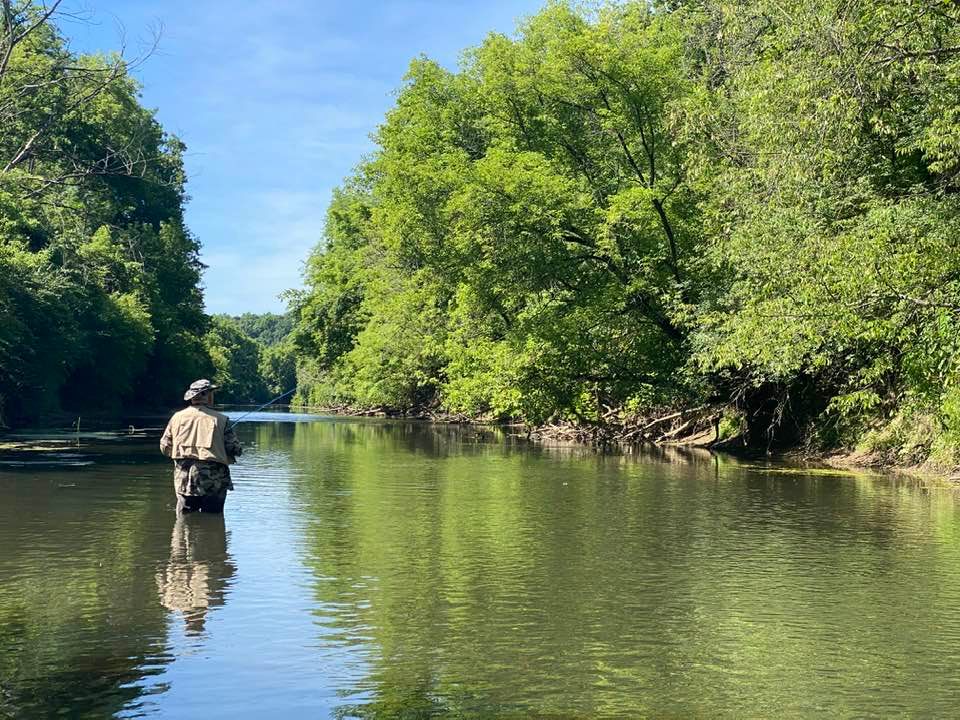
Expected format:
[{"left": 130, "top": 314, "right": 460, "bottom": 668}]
[{"left": 161, "top": 379, "right": 242, "bottom": 513}]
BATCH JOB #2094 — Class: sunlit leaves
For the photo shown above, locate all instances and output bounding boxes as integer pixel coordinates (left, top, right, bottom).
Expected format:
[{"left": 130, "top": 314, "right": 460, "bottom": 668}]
[{"left": 295, "top": 1, "right": 703, "bottom": 419}]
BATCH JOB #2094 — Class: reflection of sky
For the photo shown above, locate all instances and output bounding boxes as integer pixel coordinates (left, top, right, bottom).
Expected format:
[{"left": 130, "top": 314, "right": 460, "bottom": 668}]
[
  {"left": 66, "top": 0, "right": 545, "bottom": 314},
  {"left": 10, "top": 418, "right": 960, "bottom": 717},
  {"left": 122, "top": 421, "right": 373, "bottom": 718}
]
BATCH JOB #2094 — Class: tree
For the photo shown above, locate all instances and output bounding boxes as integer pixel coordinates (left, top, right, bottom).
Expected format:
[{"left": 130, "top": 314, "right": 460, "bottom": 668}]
[
  {"left": 0, "top": 1, "right": 210, "bottom": 424},
  {"left": 203, "top": 316, "right": 270, "bottom": 404},
  {"left": 683, "top": 0, "right": 960, "bottom": 454},
  {"left": 230, "top": 312, "right": 294, "bottom": 347},
  {"left": 293, "top": 2, "right": 706, "bottom": 422}
]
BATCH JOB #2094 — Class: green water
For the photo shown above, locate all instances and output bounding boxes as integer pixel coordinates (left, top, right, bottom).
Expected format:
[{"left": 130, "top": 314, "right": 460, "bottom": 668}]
[{"left": 2, "top": 413, "right": 960, "bottom": 718}]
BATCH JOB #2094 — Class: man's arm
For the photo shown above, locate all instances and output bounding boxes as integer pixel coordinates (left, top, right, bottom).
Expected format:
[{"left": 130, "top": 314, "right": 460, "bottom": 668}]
[
  {"left": 224, "top": 425, "right": 242, "bottom": 462},
  {"left": 160, "top": 418, "right": 174, "bottom": 458}
]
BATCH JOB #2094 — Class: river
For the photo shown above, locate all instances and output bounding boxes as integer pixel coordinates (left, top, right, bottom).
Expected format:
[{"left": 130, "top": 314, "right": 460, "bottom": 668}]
[{"left": 2, "top": 412, "right": 960, "bottom": 718}]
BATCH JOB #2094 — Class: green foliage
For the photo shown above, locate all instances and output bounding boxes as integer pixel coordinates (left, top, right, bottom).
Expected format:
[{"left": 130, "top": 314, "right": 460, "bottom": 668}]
[
  {"left": 206, "top": 311, "right": 299, "bottom": 400},
  {"left": 0, "top": 3, "right": 211, "bottom": 424},
  {"left": 294, "top": 1, "right": 704, "bottom": 420},
  {"left": 230, "top": 312, "right": 295, "bottom": 347},
  {"left": 0, "top": 241, "right": 81, "bottom": 417},
  {"left": 682, "top": 0, "right": 960, "bottom": 455},
  {"left": 203, "top": 317, "right": 271, "bottom": 404},
  {"left": 288, "top": 0, "right": 960, "bottom": 464},
  {"left": 259, "top": 341, "right": 297, "bottom": 397},
  {"left": 291, "top": 184, "right": 374, "bottom": 373}
]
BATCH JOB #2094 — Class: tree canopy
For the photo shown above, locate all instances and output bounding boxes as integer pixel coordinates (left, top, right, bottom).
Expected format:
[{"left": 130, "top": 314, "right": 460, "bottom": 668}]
[
  {"left": 0, "top": 0, "right": 211, "bottom": 423},
  {"left": 0, "top": 2, "right": 294, "bottom": 420},
  {"left": 292, "top": 0, "right": 960, "bottom": 464},
  {"left": 8, "top": 0, "right": 960, "bottom": 466},
  {"left": 294, "top": 2, "right": 705, "bottom": 423}
]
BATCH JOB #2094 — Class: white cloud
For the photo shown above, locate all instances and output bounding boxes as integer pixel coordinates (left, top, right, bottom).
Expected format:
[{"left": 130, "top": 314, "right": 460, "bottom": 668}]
[
  {"left": 74, "top": 0, "right": 546, "bottom": 313},
  {"left": 196, "top": 186, "right": 333, "bottom": 313}
]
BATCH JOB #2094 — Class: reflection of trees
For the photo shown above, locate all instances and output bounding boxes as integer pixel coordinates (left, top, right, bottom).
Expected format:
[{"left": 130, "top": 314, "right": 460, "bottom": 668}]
[
  {"left": 156, "top": 514, "right": 235, "bottom": 636},
  {"left": 288, "top": 420, "right": 719, "bottom": 717},
  {"left": 282, "top": 419, "right": 960, "bottom": 718},
  {"left": 283, "top": 418, "right": 512, "bottom": 461},
  {"left": 0, "top": 462, "right": 174, "bottom": 719},
  {"left": 332, "top": 684, "right": 448, "bottom": 720}
]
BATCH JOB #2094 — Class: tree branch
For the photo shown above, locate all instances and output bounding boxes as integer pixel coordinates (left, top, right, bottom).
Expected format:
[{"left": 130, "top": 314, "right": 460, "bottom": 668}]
[
  {"left": 3, "top": 55, "right": 126, "bottom": 173},
  {"left": 652, "top": 198, "right": 682, "bottom": 285},
  {"left": 0, "top": 0, "right": 64, "bottom": 86}
]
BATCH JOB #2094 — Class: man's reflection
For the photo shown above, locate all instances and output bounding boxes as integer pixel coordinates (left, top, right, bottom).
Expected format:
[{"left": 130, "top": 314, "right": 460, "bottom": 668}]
[{"left": 156, "top": 514, "right": 235, "bottom": 635}]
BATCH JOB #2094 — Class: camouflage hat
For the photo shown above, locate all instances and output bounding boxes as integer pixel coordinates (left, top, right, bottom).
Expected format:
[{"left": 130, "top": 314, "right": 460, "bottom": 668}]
[{"left": 183, "top": 379, "right": 219, "bottom": 401}]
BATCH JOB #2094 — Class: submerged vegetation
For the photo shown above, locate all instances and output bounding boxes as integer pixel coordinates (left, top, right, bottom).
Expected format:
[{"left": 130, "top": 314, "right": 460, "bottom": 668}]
[
  {"left": 290, "top": 0, "right": 960, "bottom": 467},
  {"left": 5, "top": 0, "right": 960, "bottom": 469}
]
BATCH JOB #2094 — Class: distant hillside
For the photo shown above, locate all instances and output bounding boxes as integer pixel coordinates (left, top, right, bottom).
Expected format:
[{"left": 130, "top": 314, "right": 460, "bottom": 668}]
[{"left": 224, "top": 312, "right": 294, "bottom": 347}]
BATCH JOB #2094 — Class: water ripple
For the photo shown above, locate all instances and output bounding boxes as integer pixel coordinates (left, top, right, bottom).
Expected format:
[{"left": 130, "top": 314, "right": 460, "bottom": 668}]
[{"left": 2, "top": 422, "right": 960, "bottom": 718}]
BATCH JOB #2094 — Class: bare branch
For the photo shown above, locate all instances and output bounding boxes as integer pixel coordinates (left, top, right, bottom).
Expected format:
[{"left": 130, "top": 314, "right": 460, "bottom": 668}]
[
  {"left": 4, "top": 55, "right": 126, "bottom": 172},
  {"left": 0, "top": 0, "right": 64, "bottom": 85}
]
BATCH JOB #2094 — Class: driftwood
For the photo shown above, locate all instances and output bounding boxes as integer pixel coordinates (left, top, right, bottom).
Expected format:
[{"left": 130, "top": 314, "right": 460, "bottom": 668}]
[
  {"left": 637, "top": 406, "right": 707, "bottom": 434},
  {"left": 531, "top": 404, "right": 721, "bottom": 446},
  {"left": 296, "top": 400, "right": 725, "bottom": 448}
]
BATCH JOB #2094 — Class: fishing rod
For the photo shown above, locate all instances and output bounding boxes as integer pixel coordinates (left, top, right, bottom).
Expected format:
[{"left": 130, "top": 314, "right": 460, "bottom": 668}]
[{"left": 227, "top": 388, "right": 297, "bottom": 429}]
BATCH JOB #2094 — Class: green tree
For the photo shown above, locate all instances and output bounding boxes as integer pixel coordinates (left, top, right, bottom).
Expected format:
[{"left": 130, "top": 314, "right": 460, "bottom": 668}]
[
  {"left": 260, "top": 341, "right": 297, "bottom": 397},
  {"left": 294, "top": 1, "right": 706, "bottom": 422},
  {"left": 683, "top": 0, "right": 960, "bottom": 455},
  {"left": 0, "top": 1, "right": 211, "bottom": 424},
  {"left": 203, "top": 316, "right": 270, "bottom": 404},
  {"left": 231, "top": 312, "right": 295, "bottom": 347}
]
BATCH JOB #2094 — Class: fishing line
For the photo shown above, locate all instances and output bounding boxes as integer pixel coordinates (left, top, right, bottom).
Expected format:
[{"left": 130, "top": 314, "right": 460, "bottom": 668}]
[{"left": 227, "top": 388, "right": 297, "bottom": 429}]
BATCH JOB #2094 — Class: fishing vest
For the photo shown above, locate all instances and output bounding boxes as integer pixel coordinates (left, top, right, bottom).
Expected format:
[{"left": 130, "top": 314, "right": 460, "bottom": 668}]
[{"left": 160, "top": 405, "right": 234, "bottom": 465}]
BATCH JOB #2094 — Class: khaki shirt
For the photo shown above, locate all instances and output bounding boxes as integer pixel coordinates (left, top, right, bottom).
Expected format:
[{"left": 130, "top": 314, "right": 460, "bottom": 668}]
[{"left": 160, "top": 405, "right": 241, "bottom": 465}]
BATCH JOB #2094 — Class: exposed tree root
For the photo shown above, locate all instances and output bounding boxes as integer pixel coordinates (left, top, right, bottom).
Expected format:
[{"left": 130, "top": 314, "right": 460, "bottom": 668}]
[{"left": 529, "top": 405, "right": 723, "bottom": 447}]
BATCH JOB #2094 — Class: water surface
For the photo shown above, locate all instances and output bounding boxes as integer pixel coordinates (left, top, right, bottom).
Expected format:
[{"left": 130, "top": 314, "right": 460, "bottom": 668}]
[{"left": 2, "top": 414, "right": 960, "bottom": 718}]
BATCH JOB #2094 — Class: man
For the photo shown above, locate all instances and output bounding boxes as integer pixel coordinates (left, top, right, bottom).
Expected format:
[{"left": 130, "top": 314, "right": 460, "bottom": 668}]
[{"left": 161, "top": 379, "right": 242, "bottom": 513}]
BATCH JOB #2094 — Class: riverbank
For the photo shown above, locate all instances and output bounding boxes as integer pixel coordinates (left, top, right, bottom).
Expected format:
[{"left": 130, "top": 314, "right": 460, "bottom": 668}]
[
  {"left": 290, "top": 402, "right": 960, "bottom": 484},
  {"left": 8, "top": 401, "right": 955, "bottom": 485}
]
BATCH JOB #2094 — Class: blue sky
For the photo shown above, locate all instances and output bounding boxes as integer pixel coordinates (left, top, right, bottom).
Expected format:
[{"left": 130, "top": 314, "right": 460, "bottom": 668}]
[{"left": 66, "top": 1, "right": 545, "bottom": 314}]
